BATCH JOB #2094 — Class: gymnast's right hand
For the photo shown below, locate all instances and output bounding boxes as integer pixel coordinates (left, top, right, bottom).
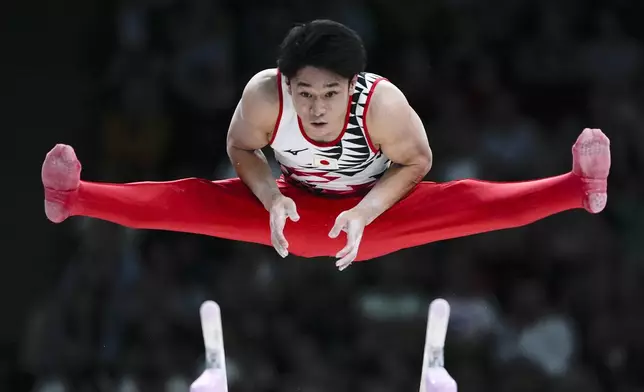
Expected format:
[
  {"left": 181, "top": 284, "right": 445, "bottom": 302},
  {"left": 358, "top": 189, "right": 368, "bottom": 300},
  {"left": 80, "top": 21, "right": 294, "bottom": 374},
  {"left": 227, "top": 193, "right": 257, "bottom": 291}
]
[{"left": 269, "top": 195, "right": 300, "bottom": 257}]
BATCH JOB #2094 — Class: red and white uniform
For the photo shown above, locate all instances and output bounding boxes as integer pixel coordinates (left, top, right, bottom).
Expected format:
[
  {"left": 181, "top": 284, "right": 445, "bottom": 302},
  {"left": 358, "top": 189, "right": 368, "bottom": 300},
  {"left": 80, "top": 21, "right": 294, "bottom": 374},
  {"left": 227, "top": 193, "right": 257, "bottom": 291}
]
[{"left": 270, "top": 71, "right": 391, "bottom": 195}]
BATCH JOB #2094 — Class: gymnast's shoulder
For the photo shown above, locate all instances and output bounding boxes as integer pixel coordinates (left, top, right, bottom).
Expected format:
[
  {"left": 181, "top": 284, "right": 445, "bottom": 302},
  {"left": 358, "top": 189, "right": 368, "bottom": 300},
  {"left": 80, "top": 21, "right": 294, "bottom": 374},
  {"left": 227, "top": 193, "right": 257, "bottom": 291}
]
[
  {"left": 235, "top": 68, "right": 281, "bottom": 128},
  {"left": 364, "top": 77, "right": 428, "bottom": 145}
]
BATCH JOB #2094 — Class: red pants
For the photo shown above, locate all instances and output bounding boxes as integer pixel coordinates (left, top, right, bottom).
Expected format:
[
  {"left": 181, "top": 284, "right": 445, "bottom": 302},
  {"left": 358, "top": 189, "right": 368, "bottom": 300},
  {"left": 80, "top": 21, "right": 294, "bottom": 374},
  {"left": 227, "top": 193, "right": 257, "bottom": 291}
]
[{"left": 66, "top": 172, "right": 586, "bottom": 261}]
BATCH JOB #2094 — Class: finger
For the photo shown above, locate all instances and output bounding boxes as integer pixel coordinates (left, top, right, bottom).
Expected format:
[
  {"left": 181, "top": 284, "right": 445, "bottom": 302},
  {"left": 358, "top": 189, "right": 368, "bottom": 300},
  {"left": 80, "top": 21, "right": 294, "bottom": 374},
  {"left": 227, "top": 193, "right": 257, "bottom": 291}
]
[
  {"left": 272, "top": 234, "right": 288, "bottom": 258},
  {"left": 336, "top": 221, "right": 361, "bottom": 256},
  {"left": 328, "top": 215, "right": 346, "bottom": 238},
  {"left": 336, "top": 223, "right": 363, "bottom": 268},
  {"left": 336, "top": 248, "right": 358, "bottom": 271},
  {"left": 336, "top": 239, "right": 354, "bottom": 259},
  {"left": 271, "top": 230, "right": 288, "bottom": 257},
  {"left": 270, "top": 215, "right": 289, "bottom": 257},
  {"left": 274, "top": 225, "right": 288, "bottom": 251},
  {"left": 335, "top": 236, "right": 356, "bottom": 263},
  {"left": 286, "top": 203, "right": 300, "bottom": 222}
]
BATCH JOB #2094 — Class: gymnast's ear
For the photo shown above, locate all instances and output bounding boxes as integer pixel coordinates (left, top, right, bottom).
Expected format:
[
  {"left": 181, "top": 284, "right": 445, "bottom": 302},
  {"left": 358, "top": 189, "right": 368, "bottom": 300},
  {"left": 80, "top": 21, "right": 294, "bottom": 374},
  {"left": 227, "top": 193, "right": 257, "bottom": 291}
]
[
  {"left": 349, "top": 75, "right": 357, "bottom": 94},
  {"left": 285, "top": 77, "right": 292, "bottom": 95}
]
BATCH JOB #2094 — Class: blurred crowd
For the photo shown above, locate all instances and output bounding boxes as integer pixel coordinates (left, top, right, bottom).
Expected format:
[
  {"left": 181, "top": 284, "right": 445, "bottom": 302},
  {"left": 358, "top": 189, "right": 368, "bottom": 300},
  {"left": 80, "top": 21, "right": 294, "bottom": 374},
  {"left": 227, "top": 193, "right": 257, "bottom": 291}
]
[{"left": 19, "top": 0, "right": 644, "bottom": 391}]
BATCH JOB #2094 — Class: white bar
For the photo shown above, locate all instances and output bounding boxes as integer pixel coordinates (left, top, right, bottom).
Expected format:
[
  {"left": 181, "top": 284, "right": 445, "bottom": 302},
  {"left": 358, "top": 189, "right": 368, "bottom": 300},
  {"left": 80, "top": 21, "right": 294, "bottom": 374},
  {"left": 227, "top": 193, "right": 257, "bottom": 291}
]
[
  {"left": 420, "top": 298, "right": 453, "bottom": 392},
  {"left": 426, "top": 298, "right": 450, "bottom": 350},
  {"left": 190, "top": 300, "right": 228, "bottom": 392}
]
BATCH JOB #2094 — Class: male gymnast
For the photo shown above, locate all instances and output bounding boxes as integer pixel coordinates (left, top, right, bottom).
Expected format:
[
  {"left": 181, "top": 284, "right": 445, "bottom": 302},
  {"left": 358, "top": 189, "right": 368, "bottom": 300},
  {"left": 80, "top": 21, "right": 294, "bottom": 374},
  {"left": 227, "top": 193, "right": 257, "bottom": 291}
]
[{"left": 41, "top": 19, "right": 611, "bottom": 271}]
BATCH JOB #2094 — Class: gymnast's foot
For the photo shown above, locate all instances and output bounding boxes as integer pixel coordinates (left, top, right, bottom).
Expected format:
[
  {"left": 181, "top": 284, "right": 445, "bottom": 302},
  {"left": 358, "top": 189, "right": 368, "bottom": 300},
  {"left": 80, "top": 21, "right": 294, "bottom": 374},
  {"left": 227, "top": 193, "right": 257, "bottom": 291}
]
[
  {"left": 41, "top": 144, "right": 81, "bottom": 223},
  {"left": 572, "top": 128, "right": 610, "bottom": 214}
]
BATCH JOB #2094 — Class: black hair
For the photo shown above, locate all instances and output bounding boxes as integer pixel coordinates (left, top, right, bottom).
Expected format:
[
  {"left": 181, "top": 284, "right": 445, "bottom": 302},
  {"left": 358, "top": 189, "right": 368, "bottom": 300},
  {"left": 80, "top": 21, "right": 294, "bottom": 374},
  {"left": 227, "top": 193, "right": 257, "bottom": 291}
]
[{"left": 277, "top": 19, "right": 367, "bottom": 81}]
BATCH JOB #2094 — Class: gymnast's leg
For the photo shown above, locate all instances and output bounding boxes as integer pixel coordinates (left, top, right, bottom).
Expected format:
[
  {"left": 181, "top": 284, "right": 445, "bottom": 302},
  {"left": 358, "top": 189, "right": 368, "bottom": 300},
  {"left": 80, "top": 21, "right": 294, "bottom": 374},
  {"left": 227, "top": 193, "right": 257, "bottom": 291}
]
[
  {"left": 352, "top": 128, "right": 610, "bottom": 261},
  {"left": 42, "top": 144, "right": 275, "bottom": 247}
]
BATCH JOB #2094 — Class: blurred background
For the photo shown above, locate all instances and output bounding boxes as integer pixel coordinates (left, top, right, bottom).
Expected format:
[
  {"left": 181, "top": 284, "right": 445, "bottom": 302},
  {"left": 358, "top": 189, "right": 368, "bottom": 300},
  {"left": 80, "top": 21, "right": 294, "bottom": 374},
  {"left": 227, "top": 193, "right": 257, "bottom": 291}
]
[{"left": 4, "top": 0, "right": 644, "bottom": 391}]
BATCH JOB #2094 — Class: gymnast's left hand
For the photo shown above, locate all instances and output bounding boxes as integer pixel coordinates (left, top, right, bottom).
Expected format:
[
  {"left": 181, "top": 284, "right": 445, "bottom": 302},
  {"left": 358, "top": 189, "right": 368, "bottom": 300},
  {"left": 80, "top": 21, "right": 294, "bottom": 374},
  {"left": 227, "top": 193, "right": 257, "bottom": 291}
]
[{"left": 328, "top": 208, "right": 367, "bottom": 271}]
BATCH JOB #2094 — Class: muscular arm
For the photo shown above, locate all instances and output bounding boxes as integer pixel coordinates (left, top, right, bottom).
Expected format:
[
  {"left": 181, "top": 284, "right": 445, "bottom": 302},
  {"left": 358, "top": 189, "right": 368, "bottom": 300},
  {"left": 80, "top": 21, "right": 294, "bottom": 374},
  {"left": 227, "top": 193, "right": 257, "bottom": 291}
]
[
  {"left": 354, "top": 81, "right": 433, "bottom": 224},
  {"left": 226, "top": 70, "right": 282, "bottom": 210}
]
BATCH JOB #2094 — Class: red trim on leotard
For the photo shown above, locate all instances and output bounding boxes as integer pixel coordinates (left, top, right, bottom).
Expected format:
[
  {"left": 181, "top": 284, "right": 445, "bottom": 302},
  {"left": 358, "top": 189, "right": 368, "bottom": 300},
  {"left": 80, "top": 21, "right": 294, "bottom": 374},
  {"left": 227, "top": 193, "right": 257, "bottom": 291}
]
[
  {"left": 297, "top": 98, "right": 351, "bottom": 147},
  {"left": 362, "top": 77, "right": 387, "bottom": 153},
  {"left": 268, "top": 70, "right": 283, "bottom": 145}
]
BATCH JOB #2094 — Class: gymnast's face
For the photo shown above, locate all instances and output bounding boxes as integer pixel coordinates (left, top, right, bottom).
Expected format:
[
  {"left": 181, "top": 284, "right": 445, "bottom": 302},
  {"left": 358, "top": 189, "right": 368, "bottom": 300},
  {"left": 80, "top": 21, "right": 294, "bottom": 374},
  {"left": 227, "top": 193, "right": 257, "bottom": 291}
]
[{"left": 287, "top": 66, "right": 356, "bottom": 142}]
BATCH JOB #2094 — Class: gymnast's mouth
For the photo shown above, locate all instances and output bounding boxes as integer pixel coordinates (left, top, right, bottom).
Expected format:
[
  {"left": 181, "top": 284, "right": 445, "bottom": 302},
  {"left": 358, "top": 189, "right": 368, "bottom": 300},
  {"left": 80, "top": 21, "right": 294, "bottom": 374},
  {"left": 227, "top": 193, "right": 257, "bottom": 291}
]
[{"left": 311, "top": 121, "right": 327, "bottom": 128}]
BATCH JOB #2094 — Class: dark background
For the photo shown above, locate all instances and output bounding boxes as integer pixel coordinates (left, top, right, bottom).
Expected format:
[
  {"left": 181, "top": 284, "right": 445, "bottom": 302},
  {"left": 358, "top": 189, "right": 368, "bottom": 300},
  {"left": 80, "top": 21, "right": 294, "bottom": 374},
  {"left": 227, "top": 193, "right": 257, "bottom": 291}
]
[{"left": 4, "top": 0, "right": 644, "bottom": 391}]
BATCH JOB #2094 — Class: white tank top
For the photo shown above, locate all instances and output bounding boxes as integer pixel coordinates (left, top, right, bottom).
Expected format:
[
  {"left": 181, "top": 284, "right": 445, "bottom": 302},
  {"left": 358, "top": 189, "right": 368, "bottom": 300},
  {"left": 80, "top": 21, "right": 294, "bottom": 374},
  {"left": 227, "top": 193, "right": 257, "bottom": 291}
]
[{"left": 270, "top": 70, "right": 391, "bottom": 196}]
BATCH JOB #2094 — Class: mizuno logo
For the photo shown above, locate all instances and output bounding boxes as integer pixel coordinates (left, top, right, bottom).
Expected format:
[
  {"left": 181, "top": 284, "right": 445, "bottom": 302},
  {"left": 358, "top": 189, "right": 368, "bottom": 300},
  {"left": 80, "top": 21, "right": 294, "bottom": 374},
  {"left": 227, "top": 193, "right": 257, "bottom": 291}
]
[{"left": 284, "top": 148, "right": 308, "bottom": 156}]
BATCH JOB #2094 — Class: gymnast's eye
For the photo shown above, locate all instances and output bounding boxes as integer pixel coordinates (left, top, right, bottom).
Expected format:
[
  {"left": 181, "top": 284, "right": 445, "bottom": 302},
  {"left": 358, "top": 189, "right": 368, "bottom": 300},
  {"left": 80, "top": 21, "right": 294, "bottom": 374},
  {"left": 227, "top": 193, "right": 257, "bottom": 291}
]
[{"left": 300, "top": 92, "right": 313, "bottom": 98}]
